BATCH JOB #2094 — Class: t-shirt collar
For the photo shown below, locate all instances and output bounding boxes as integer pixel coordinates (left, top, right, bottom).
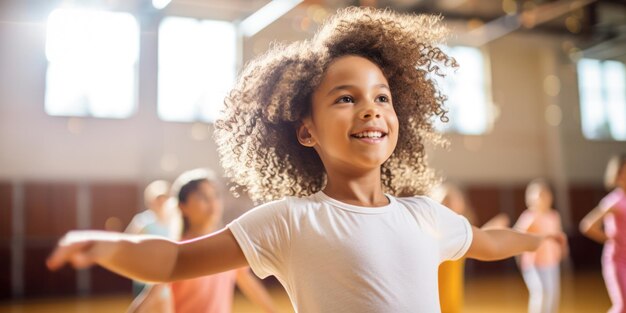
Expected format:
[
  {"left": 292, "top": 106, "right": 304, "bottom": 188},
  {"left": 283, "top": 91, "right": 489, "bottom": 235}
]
[{"left": 313, "top": 190, "right": 396, "bottom": 214}]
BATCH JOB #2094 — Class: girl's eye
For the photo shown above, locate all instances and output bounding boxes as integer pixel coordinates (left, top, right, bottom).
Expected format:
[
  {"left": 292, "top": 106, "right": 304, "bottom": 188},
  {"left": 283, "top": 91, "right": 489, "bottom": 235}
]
[
  {"left": 335, "top": 96, "right": 354, "bottom": 104},
  {"left": 376, "top": 95, "right": 390, "bottom": 102}
]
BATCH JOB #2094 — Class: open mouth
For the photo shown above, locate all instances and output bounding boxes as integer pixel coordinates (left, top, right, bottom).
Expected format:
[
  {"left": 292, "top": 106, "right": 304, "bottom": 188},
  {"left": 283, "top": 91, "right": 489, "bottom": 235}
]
[{"left": 350, "top": 130, "right": 387, "bottom": 139}]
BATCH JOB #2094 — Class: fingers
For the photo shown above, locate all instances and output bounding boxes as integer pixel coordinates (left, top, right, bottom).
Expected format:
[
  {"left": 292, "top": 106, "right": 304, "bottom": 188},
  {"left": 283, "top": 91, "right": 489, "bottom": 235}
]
[
  {"left": 47, "top": 230, "right": 119, "bottom": 271},
  {"left": 547, "top": 232, "right": 568, "bottom": 249},
  {"left": 47, "top": 237, "right": 95, "bottom": 271}
]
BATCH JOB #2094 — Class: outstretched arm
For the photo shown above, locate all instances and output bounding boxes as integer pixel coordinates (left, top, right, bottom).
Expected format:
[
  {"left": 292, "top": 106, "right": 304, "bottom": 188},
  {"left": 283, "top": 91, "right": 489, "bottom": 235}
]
[
  {"left": 464, "top": 226, "right": 565, "bottom": 261},
  {"left": 47, "top": 228, "right": 248, "bottom": 283},
  {"left": 579, "top": 206, "right": 611, "bottom": 243}
]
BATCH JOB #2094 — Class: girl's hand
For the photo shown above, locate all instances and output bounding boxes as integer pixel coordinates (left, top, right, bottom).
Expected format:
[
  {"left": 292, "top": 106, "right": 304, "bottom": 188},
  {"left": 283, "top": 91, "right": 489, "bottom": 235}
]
[
  {"left": 545, "top": 232, "right": 568, "bottom": 253},
  {"left": 47, "top": 228, "right": 246, "bottom": 283},
  {"left": 46, "top": 230, "right": 118, "bottom": 271}
]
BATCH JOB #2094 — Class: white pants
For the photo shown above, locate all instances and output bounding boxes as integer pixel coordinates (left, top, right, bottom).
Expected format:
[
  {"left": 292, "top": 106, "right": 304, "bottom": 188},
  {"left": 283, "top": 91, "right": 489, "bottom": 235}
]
[{"left": 522, "top": 265, "right": 560, "bottom": 313}]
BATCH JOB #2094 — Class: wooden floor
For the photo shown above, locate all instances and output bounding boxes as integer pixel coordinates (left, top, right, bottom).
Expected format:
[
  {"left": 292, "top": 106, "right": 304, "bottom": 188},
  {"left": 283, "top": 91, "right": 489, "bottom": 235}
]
[{"left": 0, "top": 270, "right": 611, "bottom": 313}]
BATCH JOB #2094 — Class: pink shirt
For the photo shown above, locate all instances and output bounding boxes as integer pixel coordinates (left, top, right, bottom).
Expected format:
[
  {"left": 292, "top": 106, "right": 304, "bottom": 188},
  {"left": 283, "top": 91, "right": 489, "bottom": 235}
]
[
  {"left": 518, "top": 210, "right": 563, "bottom": 269},
  {"left": 601, "top": 188, "right": 626, "bottom": 262},
  {"left": 171, "top": 269, "right": 238, "bottom": 313}
]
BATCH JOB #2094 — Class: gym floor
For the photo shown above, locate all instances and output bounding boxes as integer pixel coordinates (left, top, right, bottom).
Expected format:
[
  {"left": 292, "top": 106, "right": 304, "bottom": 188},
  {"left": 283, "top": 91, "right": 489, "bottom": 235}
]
[{"left": 0, "top": 270, "right": 611, "bottom": 313}]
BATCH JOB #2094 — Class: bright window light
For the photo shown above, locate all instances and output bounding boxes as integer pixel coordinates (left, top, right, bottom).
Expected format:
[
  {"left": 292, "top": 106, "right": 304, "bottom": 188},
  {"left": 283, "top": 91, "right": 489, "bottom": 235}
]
[
  {"left": 578, "top": 58, "right": 626, "bottom": 141},
  {"left": 152, "top": 0, "right": 172, "bottom": 10},
  {"left": 433, "top": 46, "right": 491, "bottom": 135},
  {"left": 158, "top": 17, "right": 237, "bottom": 123},
  {"left": 45, "top": 9, "right": 139, "bottom": 119}
]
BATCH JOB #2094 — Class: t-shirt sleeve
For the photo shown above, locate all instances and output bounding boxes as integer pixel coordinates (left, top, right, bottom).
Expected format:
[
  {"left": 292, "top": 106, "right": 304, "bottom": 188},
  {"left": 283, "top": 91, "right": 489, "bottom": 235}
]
[
  {"left": 422, "top": 197, "right": 473, "bottom": 262},
  {"left": 227, "top": 199, "right": 291, "bottom": 279}
]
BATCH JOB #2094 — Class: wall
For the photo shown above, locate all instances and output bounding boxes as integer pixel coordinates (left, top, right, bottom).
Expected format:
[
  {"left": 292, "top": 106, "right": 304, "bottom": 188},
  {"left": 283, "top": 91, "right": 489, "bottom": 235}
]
[{"left": 3, "top": 3, "right": 624, "bottom": 185}]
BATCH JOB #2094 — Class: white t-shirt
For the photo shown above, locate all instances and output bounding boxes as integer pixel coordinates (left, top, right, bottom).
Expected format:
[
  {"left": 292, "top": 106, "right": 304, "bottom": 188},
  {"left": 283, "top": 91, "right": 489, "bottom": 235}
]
[{"left": 228, "top": 191, "right": 473, "bottom": 313}]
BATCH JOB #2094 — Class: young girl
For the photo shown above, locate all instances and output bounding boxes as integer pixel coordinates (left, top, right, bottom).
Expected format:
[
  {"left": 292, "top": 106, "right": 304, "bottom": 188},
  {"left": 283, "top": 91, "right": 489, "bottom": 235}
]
[
  {"left": 514, "top": 179, "right": 568, "bottom": 313},
  {"left": 580, "top": 155, "right": 626, "bottom": 313},
  {"left": 47, "top": 7, "right": 564, "bottom": 313},
  {"left": 129, "top": 169, "right": 277, "bottom": 313}
]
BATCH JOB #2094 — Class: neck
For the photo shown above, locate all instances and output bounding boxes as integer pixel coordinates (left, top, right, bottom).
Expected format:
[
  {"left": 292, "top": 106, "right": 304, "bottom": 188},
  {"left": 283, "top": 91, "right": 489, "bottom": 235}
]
[
  {"left": 323, "top": 167, "right": 388, "bottom": 207},
  {"left": 530, "top": 205, "right": 550, "bottom": 213}
]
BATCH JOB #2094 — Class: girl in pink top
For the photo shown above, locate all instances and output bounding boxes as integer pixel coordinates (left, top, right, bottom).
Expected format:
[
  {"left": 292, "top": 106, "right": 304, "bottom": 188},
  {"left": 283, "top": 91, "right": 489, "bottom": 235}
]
[
  {"left": 514, "top": 179, "right": 568, "bottom": 313},
  {"left": 581, "top": 155, "right": 626, "bottom": 313},
  {"left": 131, "top": 169, "right": 277, "bottom": 313}
]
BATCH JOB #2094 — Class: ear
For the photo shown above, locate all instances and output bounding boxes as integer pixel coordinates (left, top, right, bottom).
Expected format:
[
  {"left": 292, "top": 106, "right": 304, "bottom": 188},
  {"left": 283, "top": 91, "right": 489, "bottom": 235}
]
[{"left": 296, "top": 121, "right": 316, "bottom": 147}]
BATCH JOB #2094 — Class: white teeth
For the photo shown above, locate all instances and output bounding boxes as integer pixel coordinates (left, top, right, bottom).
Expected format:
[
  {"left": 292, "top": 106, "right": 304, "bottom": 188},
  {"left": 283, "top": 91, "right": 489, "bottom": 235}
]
[{"left": 354, "top": 131, "right": 383, "bottom": 138}]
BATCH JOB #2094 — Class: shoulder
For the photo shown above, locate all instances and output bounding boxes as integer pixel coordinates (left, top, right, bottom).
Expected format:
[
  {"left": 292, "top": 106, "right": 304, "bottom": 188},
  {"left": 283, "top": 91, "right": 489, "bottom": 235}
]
[
  {"left": 605, "top": 188, "right": 625, "bottom": 202},
  {"left": 253, "top": 194, "right": 320, "bottom": 213},
  {"left": 395, "top": 195, "right": 451, "bottom": 223},
  {"left": 396, "top": 195, "right": 444, "bottom": 212},
  {"left": 239, "top": 197, "right": 291, "bottom": 219},
  {"left": 126, "top": 210, "right": 156, "bottom": 232},
  {"left": 599, "top": 188, "right": 625, "bottom": 211},
  {"left": 233, "top": 194, "right": 321, "bottom": 225},
  {"left": 134, "top": 210, "right": 156, "bottom": 222},
  {"left": 518, "top": 209, "right": 535, "bottom": 219},
  {"left": 548, "top": 209, "right": 561, "bottom": 219}
]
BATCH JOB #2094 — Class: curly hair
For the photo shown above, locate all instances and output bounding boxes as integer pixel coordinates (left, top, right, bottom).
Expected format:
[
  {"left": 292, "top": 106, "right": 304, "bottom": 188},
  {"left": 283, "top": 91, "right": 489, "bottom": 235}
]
[{"left": 214, "top": 6, "right": 458, "bottom": 203}]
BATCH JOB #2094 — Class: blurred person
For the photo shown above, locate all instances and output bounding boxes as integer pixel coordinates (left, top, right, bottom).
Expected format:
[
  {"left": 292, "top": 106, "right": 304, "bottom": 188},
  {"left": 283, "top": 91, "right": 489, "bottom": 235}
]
[
  {"left": 129, "top": 169, "right": 277, "bottom": 313},
  {"left": 580, "top": 155, "right": 626, "bottom": 313},
  {"left": 126, "top": 180, "right": 181, "bottom": 240},
  {"left": 514, "top": 179, "right": 568, "bottom": 313}
]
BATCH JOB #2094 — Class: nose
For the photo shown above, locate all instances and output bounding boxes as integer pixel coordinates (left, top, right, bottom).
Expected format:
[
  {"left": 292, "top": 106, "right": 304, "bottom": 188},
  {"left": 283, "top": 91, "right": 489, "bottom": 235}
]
[{"left": 360, "top": 106, "right": 381, "bottom": 120}]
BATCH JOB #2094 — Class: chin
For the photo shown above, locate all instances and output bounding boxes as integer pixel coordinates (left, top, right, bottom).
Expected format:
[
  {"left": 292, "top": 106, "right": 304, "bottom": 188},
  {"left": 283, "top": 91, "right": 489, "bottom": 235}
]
[{"left": 354, "top": 157, "right": 389, "bottom": 169}]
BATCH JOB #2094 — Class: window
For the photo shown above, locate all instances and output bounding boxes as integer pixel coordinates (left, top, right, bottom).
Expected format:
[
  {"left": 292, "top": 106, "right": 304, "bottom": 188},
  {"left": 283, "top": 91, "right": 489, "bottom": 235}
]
[
  {"left": 45, "top": 9, "right": 139, "bottom": 118},
  {"left": 433, "top": 46, "right": 491, "bottom": 135},
  {"left": 158, "top": 17, "right": 237, "bottom": 123},
  {"left": 577, "top": 58, "right": 626, "bottom": 141}
]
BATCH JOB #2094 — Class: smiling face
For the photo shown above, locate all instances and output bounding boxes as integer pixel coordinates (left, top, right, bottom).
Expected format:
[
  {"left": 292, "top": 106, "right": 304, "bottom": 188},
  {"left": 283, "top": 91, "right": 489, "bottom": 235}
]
[{"left": 298, "top": 55, "right": 399, "bottom": 175}]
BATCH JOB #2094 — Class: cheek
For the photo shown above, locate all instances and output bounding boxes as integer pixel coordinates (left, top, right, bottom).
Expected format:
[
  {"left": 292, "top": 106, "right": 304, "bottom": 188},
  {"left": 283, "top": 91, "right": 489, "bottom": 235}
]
[{"left": 388, "top": 115, "right": 400, "bottom": 142}]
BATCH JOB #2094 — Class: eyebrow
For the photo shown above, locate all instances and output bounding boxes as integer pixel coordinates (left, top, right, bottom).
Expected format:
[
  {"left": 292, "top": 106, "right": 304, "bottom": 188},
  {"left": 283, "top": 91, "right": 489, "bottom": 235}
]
[{"left": 326, "top": 84, "right": 390, "bottom": 96}]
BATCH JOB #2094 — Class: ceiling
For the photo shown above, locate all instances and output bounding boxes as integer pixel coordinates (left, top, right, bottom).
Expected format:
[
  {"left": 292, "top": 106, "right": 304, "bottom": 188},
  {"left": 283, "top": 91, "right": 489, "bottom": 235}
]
[
  {"left": 353, "top": 0, "right": 626, "bottom": 52},
  {"left": 2, "top": 0, "right": 624, "bottom": 58},
  {"left": 164, "top": 0, "right": 626, "bottom": 57}
]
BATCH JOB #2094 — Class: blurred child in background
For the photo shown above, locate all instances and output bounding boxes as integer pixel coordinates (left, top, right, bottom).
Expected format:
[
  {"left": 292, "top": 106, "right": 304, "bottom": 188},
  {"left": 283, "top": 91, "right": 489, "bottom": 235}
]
[
  {"left": 129, "top": 169, "right": 277, "bottom": 313},
  {"left": 515, "top": 179, "right": 568, "bottom": 313},
  {"left": 125, "top": 180, "right": 180, "bottom": 240},
  {"left": 580, "top": 155, "right": 626, "bottom": 313}
]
